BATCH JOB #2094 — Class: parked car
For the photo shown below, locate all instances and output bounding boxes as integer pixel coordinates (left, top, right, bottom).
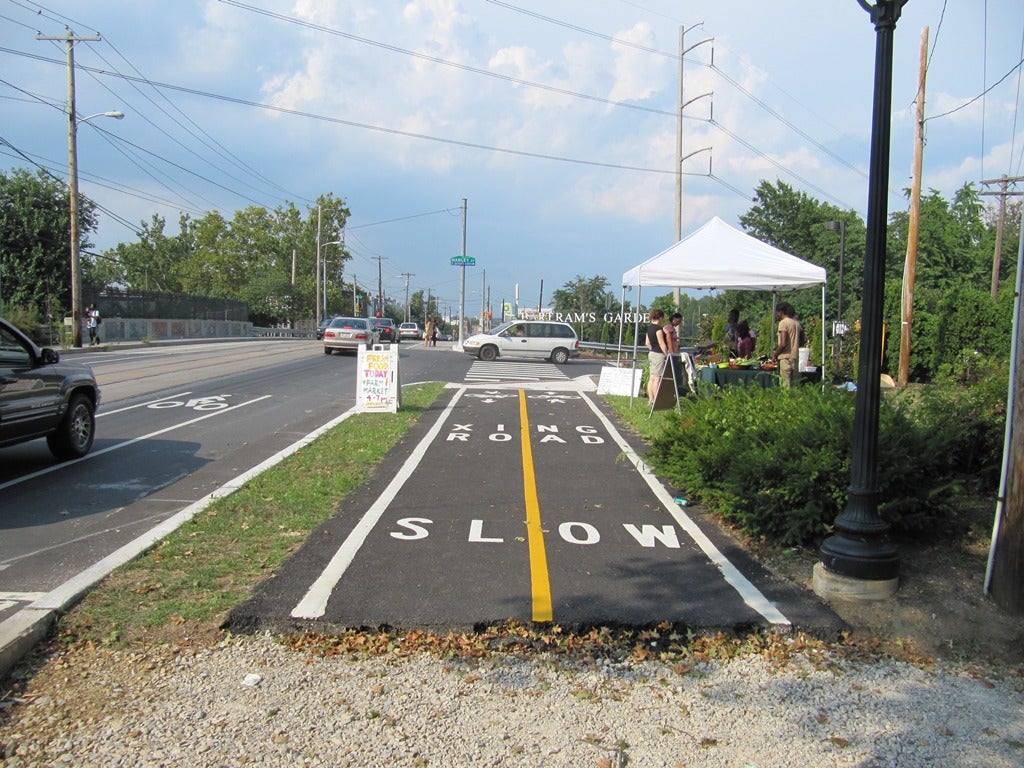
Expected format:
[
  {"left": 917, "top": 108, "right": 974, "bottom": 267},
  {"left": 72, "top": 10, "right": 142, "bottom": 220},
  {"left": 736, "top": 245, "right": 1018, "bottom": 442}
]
[
  {"left": 398, "top": 322, "right": 423, "bottom": 340},
  {"left": 316, "top": 315, "right": 339, "bottom": 341},
  {"left": 372, "top": 317, "right": 399, "bottom": 343},
  {"left": 0, "top": 318, "right": 101, "bottom": 460},
  {"left": 323, "top": 316, "right": 379, "bottom": 355},
  {"left": 461, "top": 320, "right": 580, "bottom": 364}
]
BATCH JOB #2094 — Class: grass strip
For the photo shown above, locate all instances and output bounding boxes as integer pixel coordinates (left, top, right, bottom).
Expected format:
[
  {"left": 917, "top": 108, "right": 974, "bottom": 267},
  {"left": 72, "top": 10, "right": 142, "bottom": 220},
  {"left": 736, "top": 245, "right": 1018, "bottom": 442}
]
[{"left": 60, "top": 382, "right": 447, "bottom": 644}]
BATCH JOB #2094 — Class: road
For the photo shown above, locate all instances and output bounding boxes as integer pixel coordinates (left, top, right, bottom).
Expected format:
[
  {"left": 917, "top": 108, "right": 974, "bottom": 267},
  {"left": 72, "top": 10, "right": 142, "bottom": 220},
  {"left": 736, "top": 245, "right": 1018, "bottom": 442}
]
[{"left": 0, "top": 338, "right": 478, "bottom": 626}]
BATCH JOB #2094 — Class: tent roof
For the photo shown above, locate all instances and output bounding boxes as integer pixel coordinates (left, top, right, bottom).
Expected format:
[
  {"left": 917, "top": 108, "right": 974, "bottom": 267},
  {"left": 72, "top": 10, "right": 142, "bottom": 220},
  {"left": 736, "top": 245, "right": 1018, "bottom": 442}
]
[{"left": 622, "top": 216, "right": 826, "bottom": 291}]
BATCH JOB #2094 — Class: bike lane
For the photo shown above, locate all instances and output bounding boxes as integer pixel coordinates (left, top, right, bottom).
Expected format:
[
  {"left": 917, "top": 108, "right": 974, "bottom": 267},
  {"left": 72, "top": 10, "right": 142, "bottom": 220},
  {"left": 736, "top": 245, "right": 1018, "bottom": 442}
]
[{"left": 229, "top": 382, "right": 841, "bottom": 635}]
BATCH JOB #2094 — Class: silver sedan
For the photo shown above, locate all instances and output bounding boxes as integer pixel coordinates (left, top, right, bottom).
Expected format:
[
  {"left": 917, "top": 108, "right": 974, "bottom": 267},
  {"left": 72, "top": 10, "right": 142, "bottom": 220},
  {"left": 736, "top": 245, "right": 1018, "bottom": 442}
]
[{"left": 323, "top": 317, "right": 379, "bottom": 355}]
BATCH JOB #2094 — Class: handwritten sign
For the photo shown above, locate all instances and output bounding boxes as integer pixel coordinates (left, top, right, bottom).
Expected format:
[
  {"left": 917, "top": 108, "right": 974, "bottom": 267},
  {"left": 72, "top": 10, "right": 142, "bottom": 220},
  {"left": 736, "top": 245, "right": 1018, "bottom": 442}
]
[
  {"left": 357, "top": 344, "right": 402, "bottom": 413},
  {"left": 596, "top": 365, "right": 642, "bottom": 397}
]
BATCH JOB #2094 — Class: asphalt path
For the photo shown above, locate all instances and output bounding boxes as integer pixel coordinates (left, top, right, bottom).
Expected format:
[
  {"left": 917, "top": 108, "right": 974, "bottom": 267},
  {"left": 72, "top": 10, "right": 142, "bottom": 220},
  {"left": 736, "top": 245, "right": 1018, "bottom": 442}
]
[{"left": 229, "top": 366, "right": 841, "bottom": 637}]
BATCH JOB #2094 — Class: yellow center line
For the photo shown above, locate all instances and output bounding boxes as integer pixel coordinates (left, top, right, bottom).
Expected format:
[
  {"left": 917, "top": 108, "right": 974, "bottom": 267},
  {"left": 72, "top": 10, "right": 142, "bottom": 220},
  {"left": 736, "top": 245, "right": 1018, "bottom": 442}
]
[{"left": 519, "top": 389, "right": 553, "bottom": 622}]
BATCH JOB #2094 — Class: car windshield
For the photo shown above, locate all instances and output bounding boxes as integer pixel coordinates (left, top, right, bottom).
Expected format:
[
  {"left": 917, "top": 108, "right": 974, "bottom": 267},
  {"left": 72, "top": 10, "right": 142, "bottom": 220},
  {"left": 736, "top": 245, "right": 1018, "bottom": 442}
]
[{"left": 489, "top": 322, "right": 513, "bottom": 335}]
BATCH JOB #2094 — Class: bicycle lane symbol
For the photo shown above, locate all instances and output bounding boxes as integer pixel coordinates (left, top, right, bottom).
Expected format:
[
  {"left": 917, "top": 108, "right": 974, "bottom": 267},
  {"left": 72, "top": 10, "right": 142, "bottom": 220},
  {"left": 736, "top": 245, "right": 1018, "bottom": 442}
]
[{"left": 148, "top": 395, "right": 232, "bottom": 411}]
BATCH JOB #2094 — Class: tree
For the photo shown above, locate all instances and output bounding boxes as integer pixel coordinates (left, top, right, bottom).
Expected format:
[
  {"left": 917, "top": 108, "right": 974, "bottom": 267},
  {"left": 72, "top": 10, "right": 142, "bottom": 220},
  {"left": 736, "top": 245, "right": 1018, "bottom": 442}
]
[
  {"left": 739, "top": 179, "right": 865, "bottom": 325},
  {"left": 551, "top": 275, "right": 611, "bottom": 341},
  {"left": 0, "top": 168, "right": 97, "bottom": 318}
]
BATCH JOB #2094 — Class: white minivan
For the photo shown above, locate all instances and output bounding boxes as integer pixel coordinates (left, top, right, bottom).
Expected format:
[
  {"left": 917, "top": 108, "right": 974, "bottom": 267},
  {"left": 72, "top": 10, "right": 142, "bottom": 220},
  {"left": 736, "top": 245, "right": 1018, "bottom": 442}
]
[{"left": 461, "top": 320, "right": 580, "bottom": 364}]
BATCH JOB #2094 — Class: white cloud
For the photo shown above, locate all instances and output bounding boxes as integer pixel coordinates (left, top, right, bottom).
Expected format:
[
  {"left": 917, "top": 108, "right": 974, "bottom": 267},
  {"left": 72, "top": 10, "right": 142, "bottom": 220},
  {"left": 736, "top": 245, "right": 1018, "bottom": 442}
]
[{"left": 608, "top": 22, "right": 668, "bottom": 104}]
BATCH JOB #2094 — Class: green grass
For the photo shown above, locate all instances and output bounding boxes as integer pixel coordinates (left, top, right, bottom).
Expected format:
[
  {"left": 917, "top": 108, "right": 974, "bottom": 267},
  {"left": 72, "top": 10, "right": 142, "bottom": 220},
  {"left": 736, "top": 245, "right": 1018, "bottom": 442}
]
[
  {"left": 62, "top": 381, "right": 447, "bottom": 643},
  {"left": 603, "top": 393, "right": 679, "bottom": 443}
]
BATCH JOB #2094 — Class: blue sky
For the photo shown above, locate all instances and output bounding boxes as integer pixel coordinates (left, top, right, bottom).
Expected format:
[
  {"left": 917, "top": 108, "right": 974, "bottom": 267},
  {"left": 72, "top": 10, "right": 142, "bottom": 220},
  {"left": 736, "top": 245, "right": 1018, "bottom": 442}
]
[{"left": 2, "top": 1, "right": 1023, "bottom": 315}]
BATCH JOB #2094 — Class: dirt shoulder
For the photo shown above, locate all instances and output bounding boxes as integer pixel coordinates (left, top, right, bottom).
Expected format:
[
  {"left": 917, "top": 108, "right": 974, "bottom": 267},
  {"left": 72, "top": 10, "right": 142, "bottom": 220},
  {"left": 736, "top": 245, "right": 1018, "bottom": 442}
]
[{"left": 753, "top": 507, "right": 1024, "bottom": 669}]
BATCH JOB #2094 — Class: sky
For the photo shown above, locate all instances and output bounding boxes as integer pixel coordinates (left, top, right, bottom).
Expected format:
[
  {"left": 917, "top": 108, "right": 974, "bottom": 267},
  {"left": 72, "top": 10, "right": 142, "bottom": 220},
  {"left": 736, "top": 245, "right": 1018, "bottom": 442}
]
[{"left": 2, "top": 0, "right": 1024, "bottom": 317}]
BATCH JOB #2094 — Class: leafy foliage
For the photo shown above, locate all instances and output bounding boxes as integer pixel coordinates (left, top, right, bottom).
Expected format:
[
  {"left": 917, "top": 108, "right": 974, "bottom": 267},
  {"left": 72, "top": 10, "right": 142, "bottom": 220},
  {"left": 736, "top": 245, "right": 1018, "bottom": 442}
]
[
  {"left": 0, "top": 168, "right": 96, "bottom": 317},
  {"left": 647, "top": 378, "right": 1006, "bottom": 547}
]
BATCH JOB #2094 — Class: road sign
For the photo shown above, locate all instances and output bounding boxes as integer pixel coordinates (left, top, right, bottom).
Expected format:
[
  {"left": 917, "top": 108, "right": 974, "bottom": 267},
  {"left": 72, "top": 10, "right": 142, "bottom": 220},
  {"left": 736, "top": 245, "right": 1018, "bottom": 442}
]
[{"left": 450, "top": 256, "right": 476, "bottom": 266}]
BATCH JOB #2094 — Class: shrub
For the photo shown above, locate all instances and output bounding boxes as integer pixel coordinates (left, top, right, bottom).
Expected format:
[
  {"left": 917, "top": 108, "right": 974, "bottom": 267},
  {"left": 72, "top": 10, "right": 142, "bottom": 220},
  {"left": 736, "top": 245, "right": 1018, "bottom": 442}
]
[{"left": 648, "top": 376, "right": 1006, "bottom": 547}]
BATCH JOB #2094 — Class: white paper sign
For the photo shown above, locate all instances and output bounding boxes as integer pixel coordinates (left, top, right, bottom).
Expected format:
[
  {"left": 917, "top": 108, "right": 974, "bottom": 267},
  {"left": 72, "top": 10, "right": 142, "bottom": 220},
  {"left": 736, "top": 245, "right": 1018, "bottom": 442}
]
[
  {"left": 596, "top": 365, "right": 642, "bottom": 397},
  {"left": 356, "top": 344, "right": 402, "bottom": 413}
]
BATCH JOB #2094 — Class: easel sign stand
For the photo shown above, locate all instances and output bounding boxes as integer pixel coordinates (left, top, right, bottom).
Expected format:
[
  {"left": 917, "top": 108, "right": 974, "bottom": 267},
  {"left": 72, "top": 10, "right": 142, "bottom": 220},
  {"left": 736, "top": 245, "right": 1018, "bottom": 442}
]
[
  {"left": 356, "top": 343, "right": 402, "bottom": 413},
  {"left": 649, "top": 357, "right": 680, "bottom": 416}
]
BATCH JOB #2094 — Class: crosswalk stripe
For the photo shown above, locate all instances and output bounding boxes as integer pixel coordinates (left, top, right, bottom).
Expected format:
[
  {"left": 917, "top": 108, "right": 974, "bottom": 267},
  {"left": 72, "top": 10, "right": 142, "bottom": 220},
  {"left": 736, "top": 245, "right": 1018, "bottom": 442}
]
[{"left": 465, "top": 361, "right": 569, "bottom": 382}]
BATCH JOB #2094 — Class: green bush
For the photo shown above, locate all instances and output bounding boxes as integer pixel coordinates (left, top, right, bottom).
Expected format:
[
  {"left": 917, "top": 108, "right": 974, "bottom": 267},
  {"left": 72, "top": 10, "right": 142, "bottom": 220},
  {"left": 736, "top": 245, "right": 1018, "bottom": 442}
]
[{"left": 648, "top": 376, "right": 1006, "bottom": 547}]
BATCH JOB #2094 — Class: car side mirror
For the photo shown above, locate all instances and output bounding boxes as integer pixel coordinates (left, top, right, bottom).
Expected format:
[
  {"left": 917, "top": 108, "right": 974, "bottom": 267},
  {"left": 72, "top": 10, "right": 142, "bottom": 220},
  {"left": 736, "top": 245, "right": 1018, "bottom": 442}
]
[{"left": 41, "top": 348, "right": 60, "bottom": 365}]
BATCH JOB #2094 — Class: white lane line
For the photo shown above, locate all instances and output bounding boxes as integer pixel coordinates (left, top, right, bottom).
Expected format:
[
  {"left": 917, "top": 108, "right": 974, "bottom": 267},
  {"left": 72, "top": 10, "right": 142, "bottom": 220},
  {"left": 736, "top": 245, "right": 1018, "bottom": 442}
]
[
  {"left": 578, "top": 392, "right": 791, "bottom": 628},
  {"left": 98, "top": 391, "right": 192, "bottom": 417},
  {"left": 291, "top": 387, "right": 467, "bottom": 619},
  {"left": 0, "top": 395, "right": 272, "bottom": 492}
]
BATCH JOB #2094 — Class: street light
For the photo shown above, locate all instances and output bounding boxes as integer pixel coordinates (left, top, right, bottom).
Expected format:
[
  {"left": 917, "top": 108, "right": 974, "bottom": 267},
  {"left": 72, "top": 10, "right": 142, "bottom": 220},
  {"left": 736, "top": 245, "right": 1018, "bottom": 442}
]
[
  {"left": 69, "top": 110, "right": 123, "bottom": 347},
  {"left": 816, "top": 0, "right": 907, "bottom": 598},
  {"left": 825, "top": 219, "right": 847, "bottom": 364}
]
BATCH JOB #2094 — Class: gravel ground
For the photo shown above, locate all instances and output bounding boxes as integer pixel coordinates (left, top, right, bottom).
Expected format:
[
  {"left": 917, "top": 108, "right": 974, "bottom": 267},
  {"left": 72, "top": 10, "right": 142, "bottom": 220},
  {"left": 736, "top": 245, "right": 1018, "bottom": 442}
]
[{"left": 2, "top": 632, "right": 1023, "bottom": 767}]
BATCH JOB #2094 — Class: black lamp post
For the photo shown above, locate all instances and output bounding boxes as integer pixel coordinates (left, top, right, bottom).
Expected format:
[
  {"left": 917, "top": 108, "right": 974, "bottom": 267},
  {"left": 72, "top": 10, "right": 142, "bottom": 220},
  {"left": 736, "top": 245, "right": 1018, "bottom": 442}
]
[{"left": 818, "top": 0, "right": 907, "bottom": 584}]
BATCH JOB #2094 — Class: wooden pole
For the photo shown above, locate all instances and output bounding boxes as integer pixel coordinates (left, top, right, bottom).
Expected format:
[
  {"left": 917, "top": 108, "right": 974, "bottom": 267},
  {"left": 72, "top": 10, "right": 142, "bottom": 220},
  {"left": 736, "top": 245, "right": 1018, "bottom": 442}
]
[
  {"left": 898, "top": 26, "right": 927, "bottom": 388},
  {"left": 987, "top": 201, "right": 1024, "bottom": 613}
]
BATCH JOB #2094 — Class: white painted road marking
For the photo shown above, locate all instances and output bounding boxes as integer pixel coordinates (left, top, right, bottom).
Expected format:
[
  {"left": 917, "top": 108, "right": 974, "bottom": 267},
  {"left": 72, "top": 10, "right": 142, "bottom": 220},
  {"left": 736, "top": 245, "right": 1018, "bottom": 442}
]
[
  {"left": 0, "top": 395, "right": 272, "bottom": 492},
  {"left": 577, "top": 391, "right": 791, "bottom": 628},
  {"left": 291, "top": 388, "right": 467, "bottom": 619}
]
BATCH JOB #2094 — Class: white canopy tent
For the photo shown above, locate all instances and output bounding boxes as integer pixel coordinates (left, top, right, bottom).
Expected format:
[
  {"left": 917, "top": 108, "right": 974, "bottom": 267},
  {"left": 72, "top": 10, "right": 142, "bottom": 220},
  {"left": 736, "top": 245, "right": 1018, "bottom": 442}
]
[{"left": 620, "top": 216, "right": 828, "bottom": 392}]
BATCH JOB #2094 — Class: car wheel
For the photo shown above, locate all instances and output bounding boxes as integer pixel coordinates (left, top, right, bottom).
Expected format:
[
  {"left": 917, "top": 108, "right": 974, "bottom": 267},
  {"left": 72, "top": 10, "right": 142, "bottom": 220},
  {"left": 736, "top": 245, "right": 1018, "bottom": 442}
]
[
  {"left": 46, "top": 392, "right": 95, "bottom": 460},
  {"left": 324, "top": 347, "right": 333, "bottom": 355},
  {"left": 479, "top": 345, "right": 498, "bottom": 361},
  {"left": 551, "top": 348, "right": 570, "bottom": 365}
]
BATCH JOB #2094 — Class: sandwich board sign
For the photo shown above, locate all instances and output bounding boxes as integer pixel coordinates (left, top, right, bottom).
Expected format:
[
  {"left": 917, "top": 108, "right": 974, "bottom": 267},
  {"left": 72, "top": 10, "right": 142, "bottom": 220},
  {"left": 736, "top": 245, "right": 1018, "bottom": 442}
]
[{"left": 356, "top": 344, "right": 402, "bottom": 413}]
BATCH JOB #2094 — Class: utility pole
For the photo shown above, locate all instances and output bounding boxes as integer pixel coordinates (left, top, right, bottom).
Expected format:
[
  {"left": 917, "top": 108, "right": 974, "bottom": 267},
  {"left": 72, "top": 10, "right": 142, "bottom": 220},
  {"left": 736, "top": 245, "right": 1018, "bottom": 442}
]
[
  {"left": 980, "top": 175, "right": 1024, "bottom": 298},
  {"left": 454, "top": 198, "right": 468, "bottom": 350},
  {"left": 986, "top": 200, "right": 1024, "bottom": 613},
  {"left": 372, "top": 255, "right": 385, "bottom": 316},
  {"left": 898, "top": 26, "right": 928, "bottom": 388},
  {"left": 401, "top": 272, "right": 414, "bottom": 322},
  {"left": 38, "top": 30, "right": 100, "bottom": 348},
  {"left": 315, "top": 206, "right": 322, "bottom": 328},
  {"left": 673, "top": 25, "right": 713, "bottom": 309}
]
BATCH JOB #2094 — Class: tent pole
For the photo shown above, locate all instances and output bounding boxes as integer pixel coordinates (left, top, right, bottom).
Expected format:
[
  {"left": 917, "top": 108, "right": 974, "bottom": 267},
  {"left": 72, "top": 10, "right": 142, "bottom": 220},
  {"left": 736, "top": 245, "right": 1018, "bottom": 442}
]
[
  {"left": 616, "top": 285, "right": 627, "bottom": 366},
  {"left": 629, "top": 285, "right": 643, "bottom": 407},
  {"left": 821, "top": 284, "right": 827, "bottom": 389}
]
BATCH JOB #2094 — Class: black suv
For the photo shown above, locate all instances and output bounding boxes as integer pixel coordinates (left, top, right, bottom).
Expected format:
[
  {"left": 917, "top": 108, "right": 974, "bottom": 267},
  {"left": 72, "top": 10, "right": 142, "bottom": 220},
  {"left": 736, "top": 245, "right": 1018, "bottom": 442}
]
[
  {"left": 0, "top": 318, "right": 101, "bottom": 460},
  {"left": 372, "top": 317, "right": 399, "bottom": 343}
]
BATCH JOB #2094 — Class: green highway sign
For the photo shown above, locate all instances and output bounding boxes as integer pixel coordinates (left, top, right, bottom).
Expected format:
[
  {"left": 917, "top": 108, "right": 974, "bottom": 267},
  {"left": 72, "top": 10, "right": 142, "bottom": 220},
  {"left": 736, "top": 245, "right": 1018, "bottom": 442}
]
[{"left": 450, "top": 256, "right": 476, "bottom": 266}]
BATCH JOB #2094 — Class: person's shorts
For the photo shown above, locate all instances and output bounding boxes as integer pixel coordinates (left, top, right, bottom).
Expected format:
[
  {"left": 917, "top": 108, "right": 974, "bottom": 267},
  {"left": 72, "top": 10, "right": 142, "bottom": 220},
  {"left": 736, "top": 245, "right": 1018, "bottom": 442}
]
[{"left": 648, "top": 351, "right": 668, "bottom": 377}]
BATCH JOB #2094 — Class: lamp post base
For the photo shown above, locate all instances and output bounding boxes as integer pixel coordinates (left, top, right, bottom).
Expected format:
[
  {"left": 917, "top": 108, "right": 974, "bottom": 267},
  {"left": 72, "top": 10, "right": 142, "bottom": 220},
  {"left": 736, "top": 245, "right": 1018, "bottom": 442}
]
[{"left": 813, "top": 561, "right": 898, "bottom": 602}]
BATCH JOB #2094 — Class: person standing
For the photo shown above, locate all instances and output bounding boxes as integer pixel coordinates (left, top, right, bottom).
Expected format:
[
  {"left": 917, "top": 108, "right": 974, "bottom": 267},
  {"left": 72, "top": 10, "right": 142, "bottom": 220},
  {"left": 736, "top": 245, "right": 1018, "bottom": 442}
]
[
  {"left": 724, "top": 308, "right": 740, "bottom": 356},
  {"left": 645, "top": 309, "right": 669, "bottom": 403},
  {"left": 772, "top": 302, "right": 802, "bottom": 388},
  {"left": 736, "top": 320, "right": 755, "bottom": 358},
  {"left": 86, "top": 304, "right": 101, "bottom": 346},
  {"left": 424, "top": 317, "right": 433, "bottom": 346},
  {"left": 431, "top": 318, "right": 439, "bottom": 346},
  {"left": 664, "top": 312, "right": 682, "bottom": 354}
]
